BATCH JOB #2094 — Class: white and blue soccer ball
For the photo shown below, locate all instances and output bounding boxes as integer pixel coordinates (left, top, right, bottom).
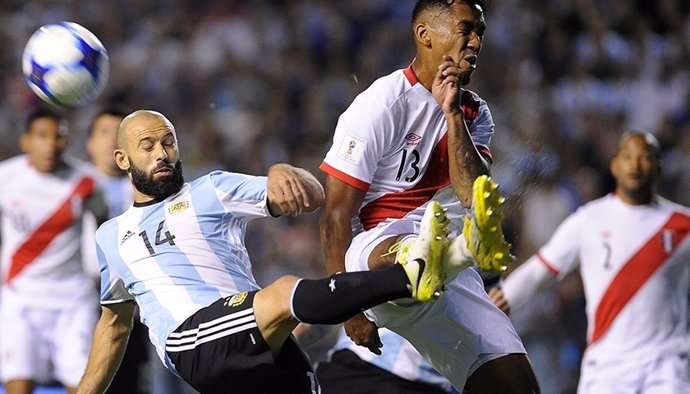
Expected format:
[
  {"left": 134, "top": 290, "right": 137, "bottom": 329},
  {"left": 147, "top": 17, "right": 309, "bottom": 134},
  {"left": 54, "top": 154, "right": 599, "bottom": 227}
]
[{"left": 22, "top": 22, "right": 109, "bottom": 108}]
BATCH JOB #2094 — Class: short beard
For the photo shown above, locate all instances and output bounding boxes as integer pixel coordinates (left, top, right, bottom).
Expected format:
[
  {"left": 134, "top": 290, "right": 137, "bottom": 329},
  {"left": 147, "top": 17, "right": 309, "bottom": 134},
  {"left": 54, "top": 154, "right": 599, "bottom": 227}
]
[{"left": 130, "top": 160, "right": 184, "bottom": 200}]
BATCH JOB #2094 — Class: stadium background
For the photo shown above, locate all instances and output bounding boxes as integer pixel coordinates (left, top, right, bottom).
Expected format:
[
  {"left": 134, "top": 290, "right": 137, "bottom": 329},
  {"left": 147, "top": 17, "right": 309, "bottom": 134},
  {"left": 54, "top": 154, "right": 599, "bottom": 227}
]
[{"left": 0, "top": 1, "right": 688, "bottom": 393}]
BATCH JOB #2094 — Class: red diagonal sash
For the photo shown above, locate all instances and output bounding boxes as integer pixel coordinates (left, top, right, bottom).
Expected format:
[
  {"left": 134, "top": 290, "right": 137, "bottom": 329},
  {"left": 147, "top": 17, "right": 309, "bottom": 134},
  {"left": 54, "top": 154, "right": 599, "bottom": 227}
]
[
  {"left": 591, "top": 212, "right": 690, "bottom": 344},
  {"left": 6, "top": 177, "right": 95, "bottom": 284}
]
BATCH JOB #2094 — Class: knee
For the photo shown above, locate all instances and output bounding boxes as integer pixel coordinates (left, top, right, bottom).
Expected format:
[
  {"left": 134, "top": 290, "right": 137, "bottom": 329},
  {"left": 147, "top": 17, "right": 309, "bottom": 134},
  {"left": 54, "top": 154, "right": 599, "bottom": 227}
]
[
  {"left": 255, "top": 275, "right": 301, "bottom": 321},
  {"left": 258, "top": 275, "right": 301, "bottom": 308},
  {"left": 273, "top": 275, "right": 300, "bottom": 292}
]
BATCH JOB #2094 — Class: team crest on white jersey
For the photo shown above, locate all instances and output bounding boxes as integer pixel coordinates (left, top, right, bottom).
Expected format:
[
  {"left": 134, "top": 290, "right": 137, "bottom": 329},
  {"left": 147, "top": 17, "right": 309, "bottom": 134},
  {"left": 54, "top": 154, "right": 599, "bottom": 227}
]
[
  {"left": 661, "top": 229, "right": 675, "bottom": 254},
  {"left": 168, "top": 200, "right": 189, "bottom": 215},
  {"left": 337, "top": 133, "right": 366, "bottom": 165}
]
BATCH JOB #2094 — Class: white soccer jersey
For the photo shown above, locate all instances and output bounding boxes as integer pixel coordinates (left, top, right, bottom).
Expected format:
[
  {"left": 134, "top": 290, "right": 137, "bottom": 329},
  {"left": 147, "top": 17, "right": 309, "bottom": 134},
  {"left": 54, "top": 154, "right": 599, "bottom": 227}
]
[
  {"left": 321, "top": 66, "right": 494, "bottom": 234},
  {"left": 321, "top": 66, "right": 511, "bottom": 388},
  {"left": 535, "top": 194, "right": 690, "bottom": 364},
  {"left": 331, "top": 327, "right": 454, "bottom": 392},
  {"left": 96, "top": 170, "right": 270, "bottom": 369},
  {"left": 0, "top": 155, "right": 106, "bottom": 307}
]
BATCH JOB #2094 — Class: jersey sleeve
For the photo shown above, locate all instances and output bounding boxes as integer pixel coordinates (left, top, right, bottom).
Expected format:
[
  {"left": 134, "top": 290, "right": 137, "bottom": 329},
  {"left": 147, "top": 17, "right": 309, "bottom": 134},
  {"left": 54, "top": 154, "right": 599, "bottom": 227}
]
[
  {"left": 321, "top": 95, "right": 395, "bottom": 191},
  {"left": 209, "top": 171, "right": 271, "bottom": 220},
  {"left": 97, "top": 242, "right": 134, "bottom": 304},
  {"left": 536, "top": 208, "right": 584, "bottom": 278},
  {"left": 463, "top": 91, "right": 495, "bottom": 162}
]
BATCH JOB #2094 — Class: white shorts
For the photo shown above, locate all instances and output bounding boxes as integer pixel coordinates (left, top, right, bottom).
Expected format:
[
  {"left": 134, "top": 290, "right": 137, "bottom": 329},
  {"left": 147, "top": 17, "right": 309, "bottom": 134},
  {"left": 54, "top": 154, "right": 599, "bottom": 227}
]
[
  {"left": 0, "top": 302, "right": 99, "bottom": 386},
  {"left": 346, "top": 220, "right": 526, "bottom": 389},
  {"left": 578, "top": 351, "right": 690, "bottom": 394}
]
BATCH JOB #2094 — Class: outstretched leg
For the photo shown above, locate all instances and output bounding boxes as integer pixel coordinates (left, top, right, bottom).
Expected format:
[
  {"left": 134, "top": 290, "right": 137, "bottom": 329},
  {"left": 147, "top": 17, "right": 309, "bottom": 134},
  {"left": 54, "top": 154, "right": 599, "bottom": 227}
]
[{"left": 256, "top": 201, "right": 450, "bottom": 353}]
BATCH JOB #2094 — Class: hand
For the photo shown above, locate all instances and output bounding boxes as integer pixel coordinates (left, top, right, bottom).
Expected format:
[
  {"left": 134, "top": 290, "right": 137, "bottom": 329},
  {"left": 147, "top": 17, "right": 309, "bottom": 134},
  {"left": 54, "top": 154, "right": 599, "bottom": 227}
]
[
  {"left": 431, "top": 55, "right": 463, "bottom": 116},
  {"left": 488, "top": 287, "right": 511, "bottom": 315},
  {"left": 267, "top": 164, "right": 325, "bottom": 216},
  {"left": 344, "top": 313, "right": 382, "bottom": 355}
]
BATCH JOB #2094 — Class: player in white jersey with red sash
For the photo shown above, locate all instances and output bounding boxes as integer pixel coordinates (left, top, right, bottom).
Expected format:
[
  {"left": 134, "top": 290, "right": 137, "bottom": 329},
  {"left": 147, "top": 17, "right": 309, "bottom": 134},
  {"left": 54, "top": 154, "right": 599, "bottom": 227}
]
[
  {"left": 319, "top": 1, "right": 539, "bottom": 392},
  {"left": 0, "top": 108, "right": 108, "bottom": 393},
  {"left": 491, "top": 131, "right": 690, "bottom": 393}
]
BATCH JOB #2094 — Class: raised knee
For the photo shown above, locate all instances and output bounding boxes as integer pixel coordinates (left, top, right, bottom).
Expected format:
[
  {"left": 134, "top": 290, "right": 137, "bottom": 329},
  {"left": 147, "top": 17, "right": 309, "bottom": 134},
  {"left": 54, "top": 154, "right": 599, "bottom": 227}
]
[{"left": 273, "top": 275, "right": 301, "bottom": 292}]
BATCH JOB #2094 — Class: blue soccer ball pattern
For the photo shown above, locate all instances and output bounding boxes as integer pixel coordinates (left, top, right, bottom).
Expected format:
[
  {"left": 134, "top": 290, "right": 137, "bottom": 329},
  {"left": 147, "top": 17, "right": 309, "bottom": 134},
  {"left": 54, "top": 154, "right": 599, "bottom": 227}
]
[{"left": 22, "top": 22, "right": 109, "bottom": 108}]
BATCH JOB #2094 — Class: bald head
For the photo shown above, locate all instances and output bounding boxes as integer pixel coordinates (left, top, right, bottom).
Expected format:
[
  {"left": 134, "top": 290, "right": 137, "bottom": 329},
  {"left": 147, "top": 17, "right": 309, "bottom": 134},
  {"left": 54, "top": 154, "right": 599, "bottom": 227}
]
[
  {"left": 113, "top": 109, "right": 183, "bottom": 203},
  {"left": 117, "top": 110, "right": 175, "bottom": 150},
  {"left": 616, "top": 130, "right": 661, "bottom": 160}
]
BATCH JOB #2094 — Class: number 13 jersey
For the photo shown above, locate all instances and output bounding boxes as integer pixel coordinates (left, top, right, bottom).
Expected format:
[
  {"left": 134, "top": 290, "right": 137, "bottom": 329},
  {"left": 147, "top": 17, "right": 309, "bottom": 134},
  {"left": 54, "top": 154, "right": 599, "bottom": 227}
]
[{"left": 321, "top": 66, "right": 495, "bottom": 234}]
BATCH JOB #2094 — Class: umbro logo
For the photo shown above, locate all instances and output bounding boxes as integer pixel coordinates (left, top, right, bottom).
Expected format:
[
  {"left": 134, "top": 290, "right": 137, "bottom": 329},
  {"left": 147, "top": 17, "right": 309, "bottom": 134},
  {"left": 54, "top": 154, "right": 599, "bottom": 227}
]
[
  {"left": 405, "top": 132, "right": 421, "bottom": 146},
  {"left": 120, "top": 230, "right": 135, "bottom": 245}
]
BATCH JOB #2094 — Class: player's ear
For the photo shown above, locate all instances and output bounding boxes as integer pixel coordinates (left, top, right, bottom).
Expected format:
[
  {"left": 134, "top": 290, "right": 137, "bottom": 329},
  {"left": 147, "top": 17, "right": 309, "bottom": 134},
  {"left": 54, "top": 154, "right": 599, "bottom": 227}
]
[
  {"left": 114, "top": 149, "right": 130, "bottom": 171},
  {"left": 414, "top": 22, "right": 432, "bottom": 48}
]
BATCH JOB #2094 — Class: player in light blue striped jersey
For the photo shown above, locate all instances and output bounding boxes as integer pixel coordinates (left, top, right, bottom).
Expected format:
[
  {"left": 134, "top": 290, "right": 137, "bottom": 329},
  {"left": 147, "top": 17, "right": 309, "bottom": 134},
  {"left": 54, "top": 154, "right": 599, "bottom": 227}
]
[{"left": 76, "top": 110, "right": 450, "bottom": 394}]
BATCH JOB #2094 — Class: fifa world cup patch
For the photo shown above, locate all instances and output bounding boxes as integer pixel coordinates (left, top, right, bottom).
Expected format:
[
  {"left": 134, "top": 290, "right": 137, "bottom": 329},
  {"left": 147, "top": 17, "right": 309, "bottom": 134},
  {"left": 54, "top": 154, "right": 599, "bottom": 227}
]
[
  {"left": 168, "top": 200, "right": 189, "bottom": 215},
  {"left": 336, "top": 133, "right": 366, "bottom": 165},
  {"left": 224, "top": 292, "right": 248, "bottom": 307}
]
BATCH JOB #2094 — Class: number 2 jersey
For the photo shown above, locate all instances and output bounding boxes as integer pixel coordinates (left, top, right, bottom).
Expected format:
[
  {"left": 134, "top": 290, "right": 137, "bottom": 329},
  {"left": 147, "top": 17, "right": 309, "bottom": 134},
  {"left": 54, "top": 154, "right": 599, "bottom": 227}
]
[
  {"left": 321, "top": 65, "right": 494, "bottom": 235},
  {"left": 511, "top": 194, "right": 690, "bottom": 366},
  {"left": 95, "top": 171, "right": 270, "bottom": 370}
]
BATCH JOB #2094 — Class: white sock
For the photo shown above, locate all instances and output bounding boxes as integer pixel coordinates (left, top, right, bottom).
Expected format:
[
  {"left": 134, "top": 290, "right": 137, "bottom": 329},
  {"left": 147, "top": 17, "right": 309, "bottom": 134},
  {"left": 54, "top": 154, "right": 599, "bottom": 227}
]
[{"left": 442, "top": 235, "right": 474, "bottom": 283}]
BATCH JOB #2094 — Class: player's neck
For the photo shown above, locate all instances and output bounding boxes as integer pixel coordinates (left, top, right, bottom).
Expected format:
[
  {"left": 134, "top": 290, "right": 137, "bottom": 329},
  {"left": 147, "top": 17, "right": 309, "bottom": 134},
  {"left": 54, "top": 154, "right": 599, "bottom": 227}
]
[
  {"left": 410, "top": 59, "right": 435, "bottom": 91},
  {"left": 615, "top": 188, "right": 655, "bottom": 206}
]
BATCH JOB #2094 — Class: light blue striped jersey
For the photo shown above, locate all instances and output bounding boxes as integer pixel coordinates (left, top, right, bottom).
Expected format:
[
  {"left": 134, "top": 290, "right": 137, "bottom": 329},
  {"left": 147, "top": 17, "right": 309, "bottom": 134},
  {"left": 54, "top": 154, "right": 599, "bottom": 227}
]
[
  {"left": 96, "top": 170, "right": 270, "bottom": 370},
  {"left": 332, "top": 328, "right": 455, "bottom": 392}
]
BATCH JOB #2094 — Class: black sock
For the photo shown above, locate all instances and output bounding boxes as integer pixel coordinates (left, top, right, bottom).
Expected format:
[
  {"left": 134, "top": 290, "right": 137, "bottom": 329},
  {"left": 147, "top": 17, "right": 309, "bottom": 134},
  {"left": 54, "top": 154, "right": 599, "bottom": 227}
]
[{"left": 291, "top": 264, "right": 412, "bottom": 324}]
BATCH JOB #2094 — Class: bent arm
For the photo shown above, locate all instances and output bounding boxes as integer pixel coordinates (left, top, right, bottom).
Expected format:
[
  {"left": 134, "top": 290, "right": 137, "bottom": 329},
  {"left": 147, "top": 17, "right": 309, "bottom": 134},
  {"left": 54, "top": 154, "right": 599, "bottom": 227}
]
[
  {"left": 432, "top": 56, "right": 489, "bottom": 207},
  {"left": 267, "top": 164, "right": 324, "bottom": 216},
  {"left": 77, "top": 302, "right": 135, "bottom": 394},
  {"left": 446, "top": 109, "right": 490, "bottom": 207}
]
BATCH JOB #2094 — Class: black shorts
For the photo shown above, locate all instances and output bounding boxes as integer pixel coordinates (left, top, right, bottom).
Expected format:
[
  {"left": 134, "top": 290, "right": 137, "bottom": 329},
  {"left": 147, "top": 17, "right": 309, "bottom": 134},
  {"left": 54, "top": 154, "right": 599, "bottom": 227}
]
[
  {"left": 316, "top": 349, "right": 451, "bottom": 394},
  {"left": 166, "top": 291, "right": 318, "bottom": 394}
]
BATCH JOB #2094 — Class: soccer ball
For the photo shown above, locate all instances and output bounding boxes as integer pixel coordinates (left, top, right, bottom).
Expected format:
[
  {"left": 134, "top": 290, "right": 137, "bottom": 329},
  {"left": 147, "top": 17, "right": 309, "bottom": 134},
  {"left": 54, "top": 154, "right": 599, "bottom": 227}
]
[{"left": 22, "top": 22, "right": 109, "bottom": 108}]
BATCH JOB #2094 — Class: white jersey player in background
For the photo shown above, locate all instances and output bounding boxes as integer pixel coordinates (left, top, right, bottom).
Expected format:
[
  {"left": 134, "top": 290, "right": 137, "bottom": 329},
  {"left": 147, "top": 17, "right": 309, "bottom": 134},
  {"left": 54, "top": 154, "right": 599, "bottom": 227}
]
[
  {"left": 318, "top": 1, "right": 539, "bottom": 392},
  {"left": 491, "top": 130, "right": 690, "bottom": 393},
  {"left": 0, "top": 108, "right": 108, "bottom": 394}
]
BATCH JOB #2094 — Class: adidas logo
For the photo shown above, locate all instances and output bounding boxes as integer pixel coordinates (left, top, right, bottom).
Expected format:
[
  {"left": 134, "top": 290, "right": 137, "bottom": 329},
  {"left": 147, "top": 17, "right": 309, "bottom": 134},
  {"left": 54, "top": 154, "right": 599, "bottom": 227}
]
[{"left": 120, "top": 230, "right": 135, "bottom": 245}]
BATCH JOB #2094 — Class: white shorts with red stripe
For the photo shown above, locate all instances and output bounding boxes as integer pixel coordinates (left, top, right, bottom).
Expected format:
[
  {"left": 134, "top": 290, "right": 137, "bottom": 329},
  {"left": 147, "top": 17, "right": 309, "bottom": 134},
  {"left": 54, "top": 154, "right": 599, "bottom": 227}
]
[{"left": 345, "top": 217, "right": 526, "bottom": 390}]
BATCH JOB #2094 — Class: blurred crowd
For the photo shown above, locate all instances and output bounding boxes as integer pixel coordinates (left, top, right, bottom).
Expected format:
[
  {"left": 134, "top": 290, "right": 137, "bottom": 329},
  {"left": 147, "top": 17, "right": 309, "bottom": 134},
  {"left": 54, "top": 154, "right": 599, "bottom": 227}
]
[{"left": 0, "top": 1, "right": 688, "bottom": 393}]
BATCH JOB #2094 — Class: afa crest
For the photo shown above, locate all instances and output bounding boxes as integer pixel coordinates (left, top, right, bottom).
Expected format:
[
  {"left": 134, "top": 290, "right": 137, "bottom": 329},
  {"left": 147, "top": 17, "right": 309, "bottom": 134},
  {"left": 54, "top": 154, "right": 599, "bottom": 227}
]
[
  {"left": 224, "top": 292, "right": 248, "bottom": 307},
  {"left": 168, "top": 200, "right": 189, "bottom": 215}
]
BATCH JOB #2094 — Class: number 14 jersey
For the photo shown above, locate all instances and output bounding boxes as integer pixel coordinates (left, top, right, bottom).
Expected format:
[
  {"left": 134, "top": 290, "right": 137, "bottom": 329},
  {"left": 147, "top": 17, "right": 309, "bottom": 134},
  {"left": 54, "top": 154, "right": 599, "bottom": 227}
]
[{"left": 95, "top": 171, "right": 270, "bottom": 368}]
